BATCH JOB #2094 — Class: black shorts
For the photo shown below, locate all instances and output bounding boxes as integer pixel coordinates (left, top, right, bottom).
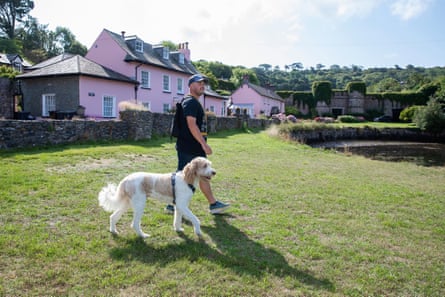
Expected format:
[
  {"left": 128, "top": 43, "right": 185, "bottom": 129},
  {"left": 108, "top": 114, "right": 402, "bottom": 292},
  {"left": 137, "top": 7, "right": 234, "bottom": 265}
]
[{"left": 177, "top": 150, "right": 206, "bottom": 171}]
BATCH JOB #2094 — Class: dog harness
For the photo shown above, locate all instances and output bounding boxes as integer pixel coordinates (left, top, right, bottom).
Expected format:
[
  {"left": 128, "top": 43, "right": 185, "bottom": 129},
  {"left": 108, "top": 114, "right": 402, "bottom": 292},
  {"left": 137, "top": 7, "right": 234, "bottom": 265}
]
[{"left": 171, "top": 172, "right": 196, "bottom": 205}]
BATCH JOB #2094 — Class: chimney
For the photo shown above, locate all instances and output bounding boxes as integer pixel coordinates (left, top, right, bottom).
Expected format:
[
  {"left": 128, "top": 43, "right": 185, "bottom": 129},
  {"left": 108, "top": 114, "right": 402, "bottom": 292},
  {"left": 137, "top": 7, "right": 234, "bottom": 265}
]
[
  {"left": 178, "top": 41, "right": 191, "bottom": 61},
  {"left": 121, "top": 31, "right": 125, "bottom": 38}
]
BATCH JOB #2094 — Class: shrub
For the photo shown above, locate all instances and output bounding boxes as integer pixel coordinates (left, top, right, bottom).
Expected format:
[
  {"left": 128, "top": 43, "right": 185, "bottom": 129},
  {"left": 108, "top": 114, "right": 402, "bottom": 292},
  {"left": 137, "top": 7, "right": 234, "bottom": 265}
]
[
  {"left": 413, "top": 97, "right": 445, "bottom": 134},
  {"left": 337, "top": 115, "right": 360, "bottom": 123},
  {"left": 399, "top": 105, "right": 421, "bottom": 122}
]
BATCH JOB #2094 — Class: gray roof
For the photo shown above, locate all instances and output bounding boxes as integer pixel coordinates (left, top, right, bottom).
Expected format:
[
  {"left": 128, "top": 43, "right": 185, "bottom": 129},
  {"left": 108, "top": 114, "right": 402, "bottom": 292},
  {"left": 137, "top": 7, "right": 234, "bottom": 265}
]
[
  {"left": 27, "top": 53, "right": 75, "bottom": 70},
  {"left": 105, "top": 29, "right": 198, "bottom": 75},
  {"left": 245, "top": 82, "right": 284, "bottom": 101},
  {"left": 17, "top": 54, "right": 137, "bottom": 84}
]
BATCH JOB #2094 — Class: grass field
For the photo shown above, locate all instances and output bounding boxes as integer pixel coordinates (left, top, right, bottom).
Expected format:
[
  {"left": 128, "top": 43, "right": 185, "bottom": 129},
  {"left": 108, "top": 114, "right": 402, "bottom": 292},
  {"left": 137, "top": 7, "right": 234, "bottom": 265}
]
[{"left": 1, "top": 128, "right": 444, "bottom": 296}]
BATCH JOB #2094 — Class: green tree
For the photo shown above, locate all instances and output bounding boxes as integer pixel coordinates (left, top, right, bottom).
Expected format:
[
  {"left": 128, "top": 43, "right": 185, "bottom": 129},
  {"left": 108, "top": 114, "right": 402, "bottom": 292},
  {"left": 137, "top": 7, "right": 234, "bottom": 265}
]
[
  {"left": 0, "top": 0, "right": 34, "bottom": 39},
  {"left": 230, "top": 67, "right": 259, "bottom": 87},
  {"left": 413, "top": 97, "right": 445, "bottom": 134}
]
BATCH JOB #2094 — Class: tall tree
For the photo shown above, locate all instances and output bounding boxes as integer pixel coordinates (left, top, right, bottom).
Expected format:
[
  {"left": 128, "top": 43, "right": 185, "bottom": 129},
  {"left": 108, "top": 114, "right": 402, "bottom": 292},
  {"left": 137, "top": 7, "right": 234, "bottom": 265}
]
[{"left": 0, "top": 0, "right": 34, "bottom": 39}]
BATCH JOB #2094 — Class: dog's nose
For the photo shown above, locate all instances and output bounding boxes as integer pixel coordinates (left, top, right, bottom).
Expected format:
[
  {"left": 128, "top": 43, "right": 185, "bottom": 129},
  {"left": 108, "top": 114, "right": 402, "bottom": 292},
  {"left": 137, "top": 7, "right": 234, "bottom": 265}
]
[{"left": 211, "top": 170, "right": 216, "bottom": 176}]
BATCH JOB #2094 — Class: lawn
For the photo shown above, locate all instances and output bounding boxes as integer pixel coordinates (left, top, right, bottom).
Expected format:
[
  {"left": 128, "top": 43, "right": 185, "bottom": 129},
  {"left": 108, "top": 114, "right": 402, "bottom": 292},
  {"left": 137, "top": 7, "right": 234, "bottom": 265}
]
[{"left": 1, "top": 129, "right": 444, "bottom": 296}]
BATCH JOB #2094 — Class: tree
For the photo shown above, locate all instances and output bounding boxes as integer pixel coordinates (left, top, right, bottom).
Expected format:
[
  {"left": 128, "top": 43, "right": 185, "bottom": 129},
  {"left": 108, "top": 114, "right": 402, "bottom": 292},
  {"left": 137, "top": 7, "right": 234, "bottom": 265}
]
[
  {"left": 0, "top": 0, "right": 34, "bottom": 39},
  {"left": 413, "top": 96, "right": 445, "bottom": 134}
]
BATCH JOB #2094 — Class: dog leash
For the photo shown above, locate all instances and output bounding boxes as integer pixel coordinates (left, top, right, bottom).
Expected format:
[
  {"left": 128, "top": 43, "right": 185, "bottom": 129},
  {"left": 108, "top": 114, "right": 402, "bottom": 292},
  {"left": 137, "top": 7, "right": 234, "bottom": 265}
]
[
  {"left": 171, "top": 172, "right": 196, "bottom": 206},
  {"left": 171, "top": 172, "right": 177, "bottom": 205}
]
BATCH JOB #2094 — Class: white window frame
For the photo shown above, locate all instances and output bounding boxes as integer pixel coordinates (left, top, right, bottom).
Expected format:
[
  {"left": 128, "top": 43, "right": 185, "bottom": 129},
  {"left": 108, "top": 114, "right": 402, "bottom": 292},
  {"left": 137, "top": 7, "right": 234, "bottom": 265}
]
[
  {"left": 162, "top": 75, "right": 171, "bottom": 92},
  {"left": 163, "top": 103, "right": 171, "bottom": 113},
  {"left": 179, "top": 53, "right": 185, "bottom": 64},
  {"left": 135, "top": 40, "right": 144, "bottom": 53},
  {"left": 141, "top": 70, "right": 150, "bottom": 88},
  {"left": 177, "top": 77, "right": 184, "bottom": 94},
  {"left": 103, "top": 95, "right": 116, "bottom": 118},
  {"left": 42, "top": 93, "right": 56, "bottom": 117},
  {"left": 142, "top": 101, "right": 151, "bottom": 111}
]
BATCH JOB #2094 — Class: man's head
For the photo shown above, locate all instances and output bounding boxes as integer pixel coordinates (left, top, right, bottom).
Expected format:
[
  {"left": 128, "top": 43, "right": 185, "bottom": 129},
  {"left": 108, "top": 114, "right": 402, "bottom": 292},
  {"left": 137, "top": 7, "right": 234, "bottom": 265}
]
[{"left": 188, "top": 74, "right": 209, "bottom": 87}]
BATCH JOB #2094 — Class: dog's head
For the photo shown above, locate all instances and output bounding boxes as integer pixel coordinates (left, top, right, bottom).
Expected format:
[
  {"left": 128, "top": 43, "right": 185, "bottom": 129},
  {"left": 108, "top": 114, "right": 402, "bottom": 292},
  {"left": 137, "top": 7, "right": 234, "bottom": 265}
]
[{"left": 183, "top": 157, "right": 216, "bottom": 184}]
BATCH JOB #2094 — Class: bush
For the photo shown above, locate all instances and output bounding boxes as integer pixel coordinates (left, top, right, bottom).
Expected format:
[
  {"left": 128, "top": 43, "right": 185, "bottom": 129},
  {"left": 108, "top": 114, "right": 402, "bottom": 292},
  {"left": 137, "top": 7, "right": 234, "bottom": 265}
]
[
  {"left": 399, "top": 105, "right": 421, "bottom": 122},
  {"left": 337, "top": 115, "right": 360, "bottom": 123},
  {"left": 413, "top": 97, "right": 445, "bottom": 134}
]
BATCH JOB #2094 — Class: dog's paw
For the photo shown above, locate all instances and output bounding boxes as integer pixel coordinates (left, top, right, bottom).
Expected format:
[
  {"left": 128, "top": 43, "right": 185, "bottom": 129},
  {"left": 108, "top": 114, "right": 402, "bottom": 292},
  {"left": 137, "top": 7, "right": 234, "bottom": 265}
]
[
  {"left": 175, "top": 227, "right": 185, "bottom": 233},
  {"left": 140, "top": 233, "right": 150, "bottom": 239}
]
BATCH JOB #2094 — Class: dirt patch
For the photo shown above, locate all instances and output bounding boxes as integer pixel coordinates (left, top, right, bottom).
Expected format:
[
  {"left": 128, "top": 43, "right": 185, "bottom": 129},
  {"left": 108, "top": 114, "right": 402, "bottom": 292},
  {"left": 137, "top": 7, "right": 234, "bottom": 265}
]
[{"left": 46, "top": 154, "right": 156, "bottom": 173}]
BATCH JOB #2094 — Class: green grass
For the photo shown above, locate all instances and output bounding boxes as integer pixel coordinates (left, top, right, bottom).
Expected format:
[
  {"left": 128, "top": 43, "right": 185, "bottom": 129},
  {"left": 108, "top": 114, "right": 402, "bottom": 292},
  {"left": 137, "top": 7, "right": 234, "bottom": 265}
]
[{"left": 1, "top": 129, "right": 444, "bottom": 296}]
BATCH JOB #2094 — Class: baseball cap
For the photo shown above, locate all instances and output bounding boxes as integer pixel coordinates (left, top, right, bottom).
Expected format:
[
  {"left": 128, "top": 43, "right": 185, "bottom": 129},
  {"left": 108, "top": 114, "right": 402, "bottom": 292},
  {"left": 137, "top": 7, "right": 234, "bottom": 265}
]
[{"left": 188, "top": 74, "right": 209, "bottom": 86}]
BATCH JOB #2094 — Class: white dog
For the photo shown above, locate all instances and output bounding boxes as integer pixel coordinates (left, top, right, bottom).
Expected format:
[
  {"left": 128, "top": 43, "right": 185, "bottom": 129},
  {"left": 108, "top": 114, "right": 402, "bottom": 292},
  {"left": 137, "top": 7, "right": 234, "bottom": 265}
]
[{"left": 98, "top": 157, "right": 215, "bottom": 238}]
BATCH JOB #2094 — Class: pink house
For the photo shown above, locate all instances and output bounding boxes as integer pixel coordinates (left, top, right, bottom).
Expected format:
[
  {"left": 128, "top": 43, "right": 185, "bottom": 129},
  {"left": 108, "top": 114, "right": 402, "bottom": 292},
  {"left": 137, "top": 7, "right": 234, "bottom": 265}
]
[
  {"left": 16, "top": 29, "right": 227, "bottom": 119},
  {"left": 230, "top": 82, "right": 284, "bottom": 118},
  {"left": 86, "top": 29, "right": 227, "bottom": 116}
]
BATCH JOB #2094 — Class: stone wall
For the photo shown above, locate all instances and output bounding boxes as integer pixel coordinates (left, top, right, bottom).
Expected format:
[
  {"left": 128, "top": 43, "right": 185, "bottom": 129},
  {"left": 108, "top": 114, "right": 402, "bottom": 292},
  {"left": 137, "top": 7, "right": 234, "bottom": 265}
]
[
  {"left": 0, "top": 78, "right": 14, "bottom": 119},
  {"left": 0, "top": 111, "right": 270, "bottom": 149},
  {"left": 288, "top": 126, "right": 445, "bottom": 144}
]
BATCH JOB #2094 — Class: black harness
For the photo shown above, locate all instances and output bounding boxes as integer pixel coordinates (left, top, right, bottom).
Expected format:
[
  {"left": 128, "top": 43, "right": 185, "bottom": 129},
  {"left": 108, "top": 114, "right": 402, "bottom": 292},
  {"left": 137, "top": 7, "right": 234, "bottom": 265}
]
[{"left": 171, "top": 172, "right": 196, "bottom": 205}]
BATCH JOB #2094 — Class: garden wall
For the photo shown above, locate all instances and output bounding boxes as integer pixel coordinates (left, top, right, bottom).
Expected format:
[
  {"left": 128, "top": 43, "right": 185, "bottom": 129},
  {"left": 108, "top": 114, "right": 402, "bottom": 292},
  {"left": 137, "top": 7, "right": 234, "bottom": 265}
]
[{"left": 0, "top": 111, "right": 269, "bottom": 149}]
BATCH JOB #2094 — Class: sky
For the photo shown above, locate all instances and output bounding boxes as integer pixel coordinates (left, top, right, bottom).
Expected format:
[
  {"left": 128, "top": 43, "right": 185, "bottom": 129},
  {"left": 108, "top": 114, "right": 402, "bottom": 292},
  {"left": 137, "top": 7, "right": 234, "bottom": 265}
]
[{"left": 30, "top": 0, "right": 444, "bottom": 70}]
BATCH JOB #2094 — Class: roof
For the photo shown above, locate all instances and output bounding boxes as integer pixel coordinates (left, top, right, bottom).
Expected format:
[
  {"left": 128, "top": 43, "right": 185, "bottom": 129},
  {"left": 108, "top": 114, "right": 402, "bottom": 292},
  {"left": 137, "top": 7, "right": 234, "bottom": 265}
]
[
  {"left": 0, "top": 53, "right": 32, "bottom": 67},
  {"left": 105, "top": 29, "right": 197, "bottom": 75},
  {"left": 27, "top": 53, "right": 75, "bottom": 70},
  {"left": 245, "top": 82, "right": 284, "bottom": 101},
  {"left": 204, "top": 88, "right": 229, "bottom": 100},
  {"left": 17, "top": 54, "right": 137, "bottom": 84}
]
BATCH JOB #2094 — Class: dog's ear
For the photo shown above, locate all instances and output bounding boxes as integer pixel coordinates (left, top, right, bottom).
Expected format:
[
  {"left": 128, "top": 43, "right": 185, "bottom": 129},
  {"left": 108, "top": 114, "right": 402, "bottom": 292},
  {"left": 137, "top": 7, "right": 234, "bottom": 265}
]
[{"left": 183, "top": 158, "right": 198, "bottom": 184}]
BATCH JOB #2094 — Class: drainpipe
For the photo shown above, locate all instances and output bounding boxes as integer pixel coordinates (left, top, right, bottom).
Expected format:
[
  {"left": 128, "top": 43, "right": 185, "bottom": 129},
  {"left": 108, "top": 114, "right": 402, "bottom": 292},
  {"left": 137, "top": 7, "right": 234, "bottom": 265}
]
[{"left": 134, "top": 63, "right": 143, "bottom": 103}]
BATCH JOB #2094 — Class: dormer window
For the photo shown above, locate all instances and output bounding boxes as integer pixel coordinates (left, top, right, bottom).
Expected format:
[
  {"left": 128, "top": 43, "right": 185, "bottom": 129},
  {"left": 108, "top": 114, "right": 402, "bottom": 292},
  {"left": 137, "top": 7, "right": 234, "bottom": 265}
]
[
  {"left": 163, "top": 47, "right": 169, "bottom": 59},
  {"left": 179, "top": 53, "right": 184, "bottom": 64},
  {"left": 135, "top": 40, "right": 144, "bottom": 53}
]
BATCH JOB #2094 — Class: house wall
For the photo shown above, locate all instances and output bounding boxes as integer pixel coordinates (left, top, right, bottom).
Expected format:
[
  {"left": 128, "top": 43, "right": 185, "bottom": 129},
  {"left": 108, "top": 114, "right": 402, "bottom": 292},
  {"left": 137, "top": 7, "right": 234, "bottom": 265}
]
[
  {"left": 21, "top": 76, "right": 79, "bottom": 117},
  {"left": 79, "top": 76, "right": 135, "bottom": 118},
  {"left": 202, "top": 95, "right": 227, "bottom": 116},
  {"left": 86, "top": 29, "right": 193, "bottom": 114}
]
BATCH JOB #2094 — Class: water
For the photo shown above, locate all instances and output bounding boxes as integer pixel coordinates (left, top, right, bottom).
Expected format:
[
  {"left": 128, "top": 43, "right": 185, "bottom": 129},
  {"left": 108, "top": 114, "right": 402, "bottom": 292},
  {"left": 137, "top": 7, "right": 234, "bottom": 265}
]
[{"left": 312, "top": 141, "right": 445, "bottom": 167}]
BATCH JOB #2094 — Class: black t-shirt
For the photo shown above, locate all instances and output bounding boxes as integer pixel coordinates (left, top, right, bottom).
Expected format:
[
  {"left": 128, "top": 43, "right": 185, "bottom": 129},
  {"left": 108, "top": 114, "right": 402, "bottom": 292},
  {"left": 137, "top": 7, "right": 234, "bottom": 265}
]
[{"left": 176, "top": 96, "right": 207, "bottom": 155}]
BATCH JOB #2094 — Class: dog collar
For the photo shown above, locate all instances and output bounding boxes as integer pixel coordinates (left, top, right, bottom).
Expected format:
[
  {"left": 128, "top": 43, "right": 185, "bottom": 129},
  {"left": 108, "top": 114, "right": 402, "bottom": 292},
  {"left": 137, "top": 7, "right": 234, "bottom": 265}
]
[{"left": 171, "top": 172, "right": 195, "bottom": 205}]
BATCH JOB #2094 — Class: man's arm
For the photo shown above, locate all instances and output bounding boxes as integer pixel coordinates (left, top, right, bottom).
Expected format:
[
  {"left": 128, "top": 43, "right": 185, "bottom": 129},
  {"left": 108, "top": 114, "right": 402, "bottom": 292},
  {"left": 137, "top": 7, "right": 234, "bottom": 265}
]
[{"left": 186, "top": 116, "right": 212, "bottom": 155}]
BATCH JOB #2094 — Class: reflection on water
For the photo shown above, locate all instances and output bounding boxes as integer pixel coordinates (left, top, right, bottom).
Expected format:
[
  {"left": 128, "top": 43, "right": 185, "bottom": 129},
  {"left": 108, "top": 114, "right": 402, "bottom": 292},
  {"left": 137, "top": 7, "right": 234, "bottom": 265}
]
[{"left": 312, "top": 141, "right": 445, "bottom": 167}]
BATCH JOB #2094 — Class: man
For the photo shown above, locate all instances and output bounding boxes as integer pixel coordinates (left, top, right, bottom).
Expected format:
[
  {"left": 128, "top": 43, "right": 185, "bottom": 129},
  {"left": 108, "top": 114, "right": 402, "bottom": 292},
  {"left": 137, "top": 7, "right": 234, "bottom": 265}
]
[{"left": 166, "top": 74, "right": 230, "bottom": 214}]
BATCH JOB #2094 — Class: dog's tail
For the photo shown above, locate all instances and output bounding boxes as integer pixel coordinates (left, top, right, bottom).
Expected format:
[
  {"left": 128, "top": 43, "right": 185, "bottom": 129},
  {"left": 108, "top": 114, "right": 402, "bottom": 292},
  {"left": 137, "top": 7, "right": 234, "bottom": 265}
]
[{"left": 98, "top": 183, "right": 122, "bottom": 212}]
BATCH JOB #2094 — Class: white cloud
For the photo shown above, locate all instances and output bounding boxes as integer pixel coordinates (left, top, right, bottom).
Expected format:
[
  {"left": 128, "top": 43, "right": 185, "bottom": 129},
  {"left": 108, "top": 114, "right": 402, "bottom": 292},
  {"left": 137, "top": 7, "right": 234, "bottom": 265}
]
[{"left": 390, "top": 0, "right": 434, "bottom": 20}]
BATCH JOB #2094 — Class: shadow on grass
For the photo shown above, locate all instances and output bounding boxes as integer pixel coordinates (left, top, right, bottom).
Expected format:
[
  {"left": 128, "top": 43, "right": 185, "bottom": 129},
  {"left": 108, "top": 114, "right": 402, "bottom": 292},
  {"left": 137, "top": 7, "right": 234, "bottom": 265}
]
[{"left": 109, "top": 215, "right": 334, "bottom": 292}]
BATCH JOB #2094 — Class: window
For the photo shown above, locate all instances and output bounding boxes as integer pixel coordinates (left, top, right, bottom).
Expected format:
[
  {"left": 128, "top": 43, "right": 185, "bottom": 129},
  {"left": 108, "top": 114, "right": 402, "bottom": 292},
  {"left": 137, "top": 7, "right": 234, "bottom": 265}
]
[
  {"left": 162, "top": 47, "right": 169, "bottom": 59},
  {"left": 141, "top": 71, "right": 150, "bottom": 88},
  {"left": 163, "top": 103, "right": 171, "bottom": 113},
  {"left": 135, "top": 40, "right": 144, "bottom": 53},
  {"left": 162, "top": 75, "right": 170, "bottom": 92},
  {"left": 42, "top": 94, "right": 56, "bottom": 117},
  {"left": 179, "top": 53, "right": 185, "bottom": 64},
  {"left": 103, "top": 95, "right": 116, "bottom": 118},
  {"left": 142, "top": 102, "right": 151, "bottom": 111},
  {"left": 209, "top": 106, "right": 215, "bottom": 113},
  {"left": 177, "top": 78, "right": 184, "bottom": 94}
]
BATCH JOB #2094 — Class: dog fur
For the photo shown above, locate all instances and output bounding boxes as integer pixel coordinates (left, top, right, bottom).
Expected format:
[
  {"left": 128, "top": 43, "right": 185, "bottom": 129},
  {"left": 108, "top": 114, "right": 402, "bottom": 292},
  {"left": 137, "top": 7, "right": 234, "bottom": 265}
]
[{"left": 98, "top": 157, "right": 215, "bottom": 238}]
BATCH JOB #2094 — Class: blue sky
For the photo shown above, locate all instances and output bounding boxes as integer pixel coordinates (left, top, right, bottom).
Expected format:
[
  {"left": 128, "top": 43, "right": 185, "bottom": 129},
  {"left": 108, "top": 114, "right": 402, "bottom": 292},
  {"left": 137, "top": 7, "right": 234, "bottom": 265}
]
[{"left": 31, "top": 0, "right": 444, "bottom": 69}]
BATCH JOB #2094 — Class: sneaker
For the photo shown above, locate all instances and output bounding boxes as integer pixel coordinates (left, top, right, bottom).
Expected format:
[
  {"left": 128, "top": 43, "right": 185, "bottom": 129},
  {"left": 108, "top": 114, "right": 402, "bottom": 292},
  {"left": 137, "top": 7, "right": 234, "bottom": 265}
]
[
  {"left": 209, "top": 201, "right": 230, "bottom": 214},
  {"left": 165, "top": 204, "right": 174, "bottom": 214}
]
